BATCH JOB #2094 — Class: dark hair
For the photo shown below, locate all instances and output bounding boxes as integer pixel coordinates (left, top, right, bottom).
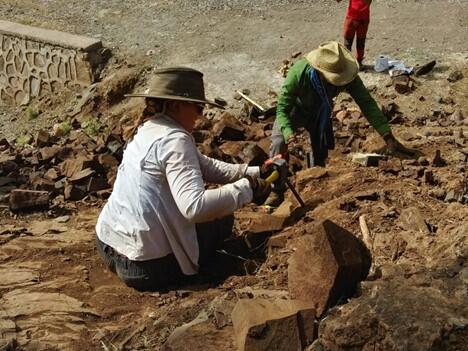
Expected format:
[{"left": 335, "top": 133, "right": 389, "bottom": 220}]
[{"left": 123, "top": 98, "right": 165, "bottom": 141}]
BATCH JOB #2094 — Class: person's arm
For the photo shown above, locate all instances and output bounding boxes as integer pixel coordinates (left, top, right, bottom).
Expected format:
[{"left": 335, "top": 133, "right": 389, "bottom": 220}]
[
  {"left": 197, "top": 151, "right": 259, "bottom": 184},
  {"left": 276, "top": 65, "right": 301, "bottom": 141},
  {"left": 159, "top": 133, "right": 253, "bottom": 223},
  {"left": 345, "top": 76, "right": 391, "bottom": 136},
  {"left": 346, "top": 76, "right": 417, "bottom": 156}
]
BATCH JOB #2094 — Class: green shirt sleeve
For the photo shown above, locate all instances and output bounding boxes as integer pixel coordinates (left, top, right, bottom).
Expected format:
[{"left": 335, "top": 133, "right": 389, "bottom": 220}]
[
  {"left": 346, "top": 76, "right": 391, "bottom": 136},
  {"left": 276, "top": 62, "right": 303, "bottom": 141}
]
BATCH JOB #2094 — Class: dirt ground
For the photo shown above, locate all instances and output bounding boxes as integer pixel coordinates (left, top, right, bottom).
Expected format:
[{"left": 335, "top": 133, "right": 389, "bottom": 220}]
[{"left": 1, "top": 1, "right": 468, "bottom": 350}]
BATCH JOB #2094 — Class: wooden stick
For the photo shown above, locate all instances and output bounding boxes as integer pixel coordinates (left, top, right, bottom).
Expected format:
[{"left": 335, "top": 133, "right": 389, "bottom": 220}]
[
  {"left": 359, "top": 215, "right": 373, "bottom": 250},
  {"left": 236, "top": 90, "right": 266, "bottom": 112}
]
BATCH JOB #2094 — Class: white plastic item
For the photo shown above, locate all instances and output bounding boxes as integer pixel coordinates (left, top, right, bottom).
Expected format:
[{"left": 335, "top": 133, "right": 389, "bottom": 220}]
[{"left": 374, "top": 55, "right": 389, "bottom": 72}]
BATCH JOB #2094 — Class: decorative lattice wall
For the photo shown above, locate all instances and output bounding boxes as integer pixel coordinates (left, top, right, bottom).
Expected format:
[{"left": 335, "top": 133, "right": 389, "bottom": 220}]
[{"left": 0, "top": 20, "right": 104, "bottom": 105}]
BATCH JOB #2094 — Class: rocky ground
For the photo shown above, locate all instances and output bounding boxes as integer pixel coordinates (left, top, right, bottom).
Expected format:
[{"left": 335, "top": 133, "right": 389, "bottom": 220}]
[{"left": 1, "top": 1, "right": 468, "bottom": 350}]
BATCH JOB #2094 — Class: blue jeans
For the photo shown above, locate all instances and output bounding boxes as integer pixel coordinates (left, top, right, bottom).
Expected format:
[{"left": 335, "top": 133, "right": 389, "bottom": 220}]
[{"left": 96, "top": 215, "right": 234, "bottom": 291}]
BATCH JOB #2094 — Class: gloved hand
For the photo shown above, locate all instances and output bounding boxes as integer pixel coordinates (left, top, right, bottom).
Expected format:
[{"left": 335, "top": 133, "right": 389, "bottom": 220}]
[
  {"left": 287, "top": 134, "right": 297, "bottom": 147},
  {"left": 383, "top": 132, "right": 418, "bottom": 157},
  {"left": 260, "top": 162, "right": 274, "bottom": 179},
  {"left": 246, "top": 176, "right": 272, "bottom": 205},
  {"left": 261, "top": 156, "right": 288, "bottom": 180}
]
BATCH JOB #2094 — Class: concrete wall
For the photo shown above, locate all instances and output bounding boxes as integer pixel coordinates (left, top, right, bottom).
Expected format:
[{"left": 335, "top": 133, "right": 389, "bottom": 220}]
[{"left": 0, "top": 20, "right": 104, "bottom": 106}]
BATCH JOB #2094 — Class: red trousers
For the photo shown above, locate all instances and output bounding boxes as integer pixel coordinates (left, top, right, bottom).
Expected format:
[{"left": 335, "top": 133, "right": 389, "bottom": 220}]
[{"left": 343, "top": 17, "right": 369, "bottom": 62}]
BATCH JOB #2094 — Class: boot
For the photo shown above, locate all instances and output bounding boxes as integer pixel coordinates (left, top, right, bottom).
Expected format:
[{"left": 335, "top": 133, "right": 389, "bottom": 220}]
[{"left": 264, "top": 190, "right": 285, "bottom": 208}]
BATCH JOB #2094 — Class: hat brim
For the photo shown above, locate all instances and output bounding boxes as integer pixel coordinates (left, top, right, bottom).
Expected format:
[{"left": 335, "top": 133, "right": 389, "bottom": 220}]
[
  {"left": 306, "top": 49, "right": 359, "bottom": 86},
  {"left": 124, "top": 93, "right": 225, "bottom": 109}
]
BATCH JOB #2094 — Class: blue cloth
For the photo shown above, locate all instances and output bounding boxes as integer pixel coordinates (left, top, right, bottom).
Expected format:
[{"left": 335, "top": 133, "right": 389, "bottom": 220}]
[{"left": 308, "top": 68, "right": 335, "bottom": 163}]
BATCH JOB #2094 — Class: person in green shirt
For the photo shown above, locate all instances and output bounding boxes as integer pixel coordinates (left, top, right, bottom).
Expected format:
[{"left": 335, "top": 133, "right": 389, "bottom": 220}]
[{"left": 266, "top": 41, "right": 415, "bottom": 207}]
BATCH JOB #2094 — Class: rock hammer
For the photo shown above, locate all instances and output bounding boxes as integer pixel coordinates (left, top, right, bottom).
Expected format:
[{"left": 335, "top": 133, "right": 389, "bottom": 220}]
[{"left": 264, "top": 155, "right": 306, "bottom": 208}]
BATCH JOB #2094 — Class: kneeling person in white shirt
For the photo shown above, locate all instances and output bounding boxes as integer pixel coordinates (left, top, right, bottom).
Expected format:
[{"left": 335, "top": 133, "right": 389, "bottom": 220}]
[{"left": 95, "top": 67, "right": 270, "bottom": 291}]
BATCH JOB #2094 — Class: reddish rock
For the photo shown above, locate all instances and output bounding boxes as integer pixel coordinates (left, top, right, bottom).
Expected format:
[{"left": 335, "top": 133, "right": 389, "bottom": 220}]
[
  {"left": 162, "top": 312, "right": 235, "bottom": 351},
  {"left": 221, "top": 142, "right": 268, "bottom": 166},
  {"left": 424, "top": 169, "right": 436, "bottom": 185},
  {"left": 236, "top": 211, "right": 286, "bottom": 235},
  {"left": 219, "top": 141, "right": 244, "bottom": 158},
  {"left": 96, "top": 154, "right": 119, "bottom": 171},
  {"left": 60, "top": 157, "right": 95, "bottom": 178},
  {"left": 414, "top": 60, "right": 436, "bottom": 76},
  {"left": 350, "top": 111, "right": 361, "bottom": 120},
  {"left": 192, "top": 130, "right": 211, "bottom": 143},
  {"left": 399, "top": 207, "right": 430, "bottom": 234},
  {"left": 318, "top": 276, "right": 466, "bottom": 351},
  {"left": 231, "top": 298, "right": 315, "bottom": 351},
  {"left": 447, "top": 70, "right": 463, "bottom": 82},
  {"left": 69, "top": 168, "right": 95, "bottom": 183},
  {"left": 393, "top": 76, "right": 411, "bottom": 94},
  {"left": 335, "top": 110, "right": 348, "bottom": 124},
  {"left": 34, "top": 130, "right": 51, "bottom": 147},
  {"left": 239, "top": 143, "right": 268, "bottom": 166},
  {"left": 43, "top": 168, "right": 60, "bottom": 181},
  {"left": 288, "top": 220, "right": 371, "bottom": 315},
  {"left": 213, "top": 113, "right": 246, "bottom": 141},
  {"left": 354, "top": 190, "right": 379, "bottom": 201},
  {"left": 9, "top": 189, "right": 49, "bottom": 212},
  {"left": 86, "top": 177, "right": 110, "bottom": 193},
  {"left": 64, "top": 183, "right": 86, "bottom": 201},
  {"left": 432, "top": 150, "right": 447, "bottom": 167},
  {"left": 0, "top": 155, "right": 19, "bottom": 173},
  {"left": 31, "top": 178, "right": 55, "bottom": 192},
  {"left": 193, "top": 114, "right": 212, "bottom": 130},
  {"left": 267, "top": 232, "right": 292, "bottom": 248},
  {"left": 296, "top": 168, "right": 328, "bottom": 190},
  {"left": 39, "top": 146, "right": 64, "bottom": 161}
]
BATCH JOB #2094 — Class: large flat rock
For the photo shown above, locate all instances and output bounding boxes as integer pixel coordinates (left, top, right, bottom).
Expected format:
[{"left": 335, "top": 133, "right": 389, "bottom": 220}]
[
  {"left": 231, "top": 298, "right": 315, "bottom": 351},
  {"left": 288, "top": 220, "right": 371, "bottom": 316},
  {"left": 318, "top": 276, "right": 468, "bottom": 351}
]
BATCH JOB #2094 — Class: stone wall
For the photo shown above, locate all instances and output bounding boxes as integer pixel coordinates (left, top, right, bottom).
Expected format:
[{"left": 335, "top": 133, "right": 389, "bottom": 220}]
[{"left": 0, "top": 20, "right": 105, "bottom": 106}]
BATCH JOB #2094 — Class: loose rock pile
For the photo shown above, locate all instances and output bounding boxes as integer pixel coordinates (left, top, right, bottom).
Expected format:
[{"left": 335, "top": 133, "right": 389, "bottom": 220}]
[{"left": 1, "top": 60, "right": 467, "bottom": 350}]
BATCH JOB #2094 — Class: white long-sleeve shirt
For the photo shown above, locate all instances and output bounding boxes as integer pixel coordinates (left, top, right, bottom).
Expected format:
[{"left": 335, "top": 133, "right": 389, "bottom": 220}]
[{"left": 96, "top": 115, "right": 259, "bottom": 275}]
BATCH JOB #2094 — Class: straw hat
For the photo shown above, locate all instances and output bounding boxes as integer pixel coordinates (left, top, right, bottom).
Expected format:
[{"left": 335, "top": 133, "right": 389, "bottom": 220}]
[
  {"left": 125, "top": 67, "right": 224, "bottom": 109},
  {"left": 306, "top": 41, "right": 359, "bottom": 86}
]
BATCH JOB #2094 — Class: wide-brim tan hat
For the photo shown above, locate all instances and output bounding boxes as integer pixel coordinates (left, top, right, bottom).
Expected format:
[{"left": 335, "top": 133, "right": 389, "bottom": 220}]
[
  {"left": 125, "top": 67, "right": 224, "bottom": 109},
  {"left": 306, "top": 41, "right": 359, "bottom": 86}
]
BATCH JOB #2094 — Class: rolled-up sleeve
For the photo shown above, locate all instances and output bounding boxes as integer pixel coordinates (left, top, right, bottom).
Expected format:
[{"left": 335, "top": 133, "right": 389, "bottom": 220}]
[{"left": 159, "top": 133, "right": 253, "bottom": 223}]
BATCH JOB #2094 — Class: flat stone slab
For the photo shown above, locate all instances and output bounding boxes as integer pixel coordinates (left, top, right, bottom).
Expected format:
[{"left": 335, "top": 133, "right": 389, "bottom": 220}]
[
  {"left": 288, "top": 220, "right": 371, "bottom": 316},
  {"left": 0, "top": 20, "right": 102, "bottom": 52},
  {"left": 231, "top": 298, "right": 316, "bottom": 351}
]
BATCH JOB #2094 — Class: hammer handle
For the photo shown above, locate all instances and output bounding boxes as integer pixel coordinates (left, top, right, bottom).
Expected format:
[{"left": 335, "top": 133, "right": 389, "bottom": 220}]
[{"left": 265, "top": 170, "right": 280, "bottom": 184}]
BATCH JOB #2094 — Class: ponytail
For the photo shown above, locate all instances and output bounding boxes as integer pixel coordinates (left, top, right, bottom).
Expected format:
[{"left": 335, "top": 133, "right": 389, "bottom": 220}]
[{"left": 123, "top": 98, "right": 166, "bottom": 142}]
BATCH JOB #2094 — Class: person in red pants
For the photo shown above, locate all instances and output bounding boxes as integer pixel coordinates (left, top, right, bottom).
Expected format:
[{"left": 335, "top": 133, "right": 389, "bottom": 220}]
[{"left": 337, "top": 0, "right": 372, "bottom": 69}]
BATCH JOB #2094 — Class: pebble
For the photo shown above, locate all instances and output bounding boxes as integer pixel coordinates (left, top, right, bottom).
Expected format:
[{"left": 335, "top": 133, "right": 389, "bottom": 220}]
[{"left": 55, "top": 215, "right": 71, "bottom": 223}]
